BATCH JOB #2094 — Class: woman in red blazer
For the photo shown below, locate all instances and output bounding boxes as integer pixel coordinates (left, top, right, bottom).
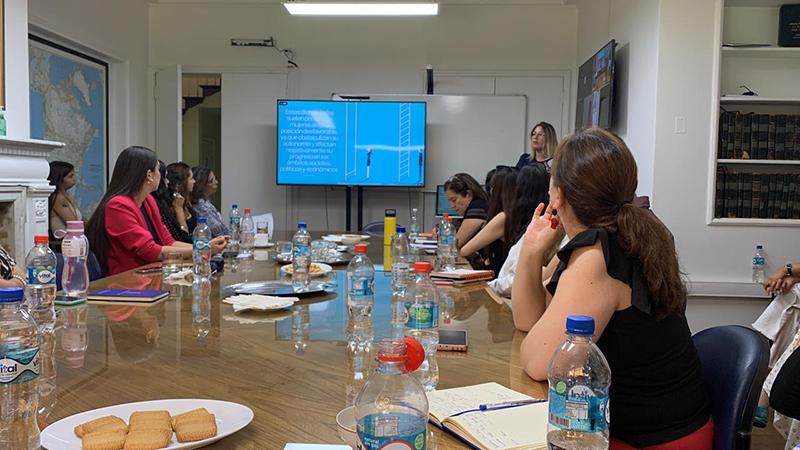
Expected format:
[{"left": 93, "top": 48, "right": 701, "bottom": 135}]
[{"left": 87, "top": 146, "right": 226, "bottom": 275}]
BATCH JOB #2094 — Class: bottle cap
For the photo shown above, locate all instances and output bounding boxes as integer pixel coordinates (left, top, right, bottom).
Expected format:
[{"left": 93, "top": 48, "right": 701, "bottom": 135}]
[
  {"left": 34, "top": 235, "right": 49, "bottom": 245},
  {"left": 385, "top": 209, "right": 396, "bottom": 217},
  {"left": 445, "top": 216, "right": 453, "bottom": 223},
  {"left": 443, "top": 213, "right": 450, "bottom": 220},
  {"left": 0, "top": 287, "right": 24, "bottom": 303},
  {"left": 414, "top": 261, "right": 432, "bottom": 273},
  {"left": 566, "top": 315, "right": 595, "bottom": 336},
  {"left": 232, "top": 203, "right": 238, "bottom": 208},
  {"left": 298, "top": 222, "right": 307, "bottom": 229},
  {"left": 396, "top": 226, "right": 406, "bottom": 233},
  {"left": 244, "top": 208, "right": 251, "bottom": 214},
  {"left": 66, "top": 220, "right": 84, "bottom": 232},
  {"left": 375, "top": 337, "right": 425, "bottom": 374},
  {"left": 198, "top": 217, "right": 207, "bottom": 224},
  {"left": 756, "top": 245, "right": 763, "bottom": 250},
  {"left": 354, "top": 243, "right": 368, "bottom": 254}
]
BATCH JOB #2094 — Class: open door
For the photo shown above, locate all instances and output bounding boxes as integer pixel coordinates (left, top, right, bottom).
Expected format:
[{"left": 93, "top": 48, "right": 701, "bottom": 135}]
[{"left": 155, "top": 65, "right": 182, "bottom": 163}]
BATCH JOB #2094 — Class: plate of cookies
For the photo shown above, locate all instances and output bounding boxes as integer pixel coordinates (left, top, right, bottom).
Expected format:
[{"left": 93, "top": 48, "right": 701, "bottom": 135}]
[
  {"left": 280, "top": 262, "right": 333, "bottom": 278},
  {"left": 41, "top": 398, "right": 254, "bottom": 450}
]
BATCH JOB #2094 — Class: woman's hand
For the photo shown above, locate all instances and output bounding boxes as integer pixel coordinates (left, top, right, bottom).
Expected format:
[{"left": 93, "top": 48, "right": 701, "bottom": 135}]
[
  {"left": 766, "top": 275, "right": 800, "bottom": 296},
  {"left": 764, "top": 267, "right": 788, "bottom": 295},
  {"left": 172, "top": 193, "right": 185, "bottom": 210},
  {"left": 210, "top": 236, "right": 228, "bottom": 255},
  {"left": 522, "top": 203, "right": 563, "bottom": 255}
]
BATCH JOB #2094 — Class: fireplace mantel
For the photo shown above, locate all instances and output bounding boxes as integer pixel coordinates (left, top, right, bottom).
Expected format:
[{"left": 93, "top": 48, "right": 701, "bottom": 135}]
[{"left": 0, "top": 137, "right": 64, "bottom": 262}]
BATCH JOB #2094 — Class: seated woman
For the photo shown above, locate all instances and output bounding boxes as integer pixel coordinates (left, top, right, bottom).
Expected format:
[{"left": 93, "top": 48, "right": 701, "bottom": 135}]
[
  {"left": 166, "top": 162, "right": 196, "bottom": 234},
  {"left": 459, "top": 166, "right": 517, "bottom": 273},
  {"left": 151, "top": 161, "right": 191, "bottom": 243},
  {"left": 515, "top": 121, "right": 558, "bottom": 170},
  {"left": 48, "top": 161, "right": 83, "bottom": 240},
  {"left": 0, "top": 245, "right": 28, "bottom": 288},
  {"left": 86, "top": 146, "right": 226, "bottom": 275},
  {"left": 443, "top": 173, "right": 489, "bottom": 249},
  {"left": 512, "top": 129, "right": 712, "bottom": 449},
  {"left": 191, "top": 167, "right": 229, "bottom": 237}
]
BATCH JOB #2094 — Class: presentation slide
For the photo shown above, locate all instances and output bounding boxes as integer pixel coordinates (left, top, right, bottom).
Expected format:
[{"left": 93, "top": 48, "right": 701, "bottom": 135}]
[{"left": 277, "top": 100, "right": 426, "bottom": 186}]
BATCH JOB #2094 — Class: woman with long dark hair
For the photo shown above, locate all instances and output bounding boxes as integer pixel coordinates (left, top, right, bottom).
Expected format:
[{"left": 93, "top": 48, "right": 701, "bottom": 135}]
[
  {"left": 86, "top": 146, "right": 226, "bottom": 275},
  {"left": 151, "top": 161, "right": 191, "bottom": 243},
  {"left": 191, "top": 167, "right": 229, "bottom": 237},
  {"left": 442, "top": 173, "right": 489, "bottom": 249},
  {"left": 512, "top": 129, "right": 712, "bottom": 449},
  {"left": 48, "top": 161, "right": 82, "bottom": 238},
  {"left": 165, "top": 162, "right": 195, "bottom": 235},
  {"left": 515, "top": 121, "right": 558, "bottom": 170}
]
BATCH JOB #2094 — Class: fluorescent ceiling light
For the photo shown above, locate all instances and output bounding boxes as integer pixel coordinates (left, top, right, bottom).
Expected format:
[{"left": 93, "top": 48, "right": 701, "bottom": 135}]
[{"left": 283, "top": 3, "right": 439, "bottom": 16}]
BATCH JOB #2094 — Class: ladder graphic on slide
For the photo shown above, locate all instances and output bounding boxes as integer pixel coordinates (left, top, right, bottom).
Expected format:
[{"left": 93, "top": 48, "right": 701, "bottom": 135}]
[
  {"left": 345, "top": 103, "right": 358, "bottom": 181},
  {"left": 397, "top": 103, "right": 412, "bottom": 181}
]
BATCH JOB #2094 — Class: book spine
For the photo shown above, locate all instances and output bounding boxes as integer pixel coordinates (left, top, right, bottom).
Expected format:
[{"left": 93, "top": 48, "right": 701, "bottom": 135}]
[
  {"left": 787, "top": 115, "right": 796, "bottom": 161},
  {"left": 781, "top": 173, "right": 790, "bottom": 219},
  {"left": 715, "top": 167, "right": 725, "bottom": 218},
  {"left": 768, "top": 115, "right": 776, "bottom": 160},
  {"left": 725, "top": 172, "right": 738, "bottom": 218},
  {"left": 777, "top": 114, "right": 787, "bottom": 160},
  {"left": 793, "top": 174, "right": 800, "bottom": 219},
  {"left": 788, "top": 174, "right": 797, "bottom": 220},
  {"left": 742, "top": 172, "right": 753, "bottom": 218},
  {"left": 796, "top": 115, "right": 800, "bottom": 160},
  {"left": 737, "top": 172, "right": 744, "bottom": 218},
  {"left": 734, "top": 112, "right": 743, "bottom": 159},
  {"left": 759, "top": 114, "right": 770, "bottom": 159},
  {"left": 768, "top": 174, "right": 778, "bottom": 218},
  {"left": 718, "top": 112, "right": 729, "bottom": 159},
  {"left": 760, "top": 173, "right": 770, "bottom": 218},
  {"left": 752, "top": 173, "right": 761, "bottom": 218},
  {"left": 742, "top": 113, "right": 752, "bottom": 159}
]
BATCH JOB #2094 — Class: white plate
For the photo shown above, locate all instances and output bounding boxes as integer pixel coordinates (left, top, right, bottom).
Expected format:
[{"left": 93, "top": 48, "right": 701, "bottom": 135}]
[
  {"left": 41, "top": 398, "right": 253, "bottom": 450},
  {"left": 322, "top": 234, "right": 370, "bottom": 243},
  {"left": 280, "top": 263, "right": 333, "bottom": 278}
]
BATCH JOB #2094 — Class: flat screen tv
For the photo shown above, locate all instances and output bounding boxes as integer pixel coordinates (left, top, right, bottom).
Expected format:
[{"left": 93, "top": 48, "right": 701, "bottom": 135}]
[
  {"left": 576, "top": 39, "right": 615, "bottom": 130},
  {"left": 276, "top": 99, "right": 426, "bottom": 186}
]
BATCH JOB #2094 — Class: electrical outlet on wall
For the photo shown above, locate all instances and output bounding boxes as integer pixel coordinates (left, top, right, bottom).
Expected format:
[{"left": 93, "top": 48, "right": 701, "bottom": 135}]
[{"left": 674, "top": 116, "right": 686, "bottom": 134}]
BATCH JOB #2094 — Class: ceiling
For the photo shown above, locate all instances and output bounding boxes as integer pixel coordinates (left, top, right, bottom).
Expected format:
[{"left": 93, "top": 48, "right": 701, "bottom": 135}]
[{"left": 150, "top": 0, "right": 568, "bottom": 5}]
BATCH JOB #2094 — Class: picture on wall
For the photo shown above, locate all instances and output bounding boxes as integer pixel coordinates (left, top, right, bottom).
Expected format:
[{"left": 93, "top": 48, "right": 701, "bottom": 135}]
[{"left": 28, "top": 35, "right": 108, "bottom": 216}]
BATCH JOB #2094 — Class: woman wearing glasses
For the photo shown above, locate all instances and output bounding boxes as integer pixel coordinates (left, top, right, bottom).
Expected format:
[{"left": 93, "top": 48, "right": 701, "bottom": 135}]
[
  {"left": 443, "top": 173, "right": 489, "bottom": 249},
  {"left": 516, "top": 122, "right": 558, "bottom": 170}
]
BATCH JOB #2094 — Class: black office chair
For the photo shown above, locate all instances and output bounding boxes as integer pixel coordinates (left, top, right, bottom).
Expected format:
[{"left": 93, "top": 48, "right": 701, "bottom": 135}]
[{"left": 693, "top": 325, "right": 769, "bottom": 450}]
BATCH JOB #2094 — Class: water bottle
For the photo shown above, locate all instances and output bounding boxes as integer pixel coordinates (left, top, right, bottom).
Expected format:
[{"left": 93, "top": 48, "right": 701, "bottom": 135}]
[
  {"left": 409, "top": 207, "right": 420, "bottom": 241},
  {"left": 192, "top": 217, "right": 212, "bottom": 279},
  {"left": 61, "top": 221, "right": 90, "bottom": 299},
  {"left": 347, "top": 243, "right": 375, "bottom": 319},
  {"left": 0, "top": 287, "right": 41, "bottom": 450},
  {"left": 438, "top": 215, "right": 457, "bottom": 271},
  {"left": 25, "top": 235, "right": 56, "bottom": 324},
  {"left": 391, "top": 226, "right": 411, "bottom": 292},
  {"left": 228, "top": 203, "right": 241, "bottom": 253},
  {"left": 240, "top": 208, "right": 255, "bottom": 258},
  {"left": 752, "top": 244, "right": 766, "bottom": 284},
  {"left": 292, "top": 222, "right": 312, "bottom": 291},
  {"left": 547, "top": 315, "right": 611, "bottom": 450},
  {"left": 0, "top": 108, "right": 6, "bottom": 137},
  {"left": 405, "top": 261, "right": 439, "bottom": 391},
  {"left": 355, "top": 338, "right": 428, "bottom": 450}
]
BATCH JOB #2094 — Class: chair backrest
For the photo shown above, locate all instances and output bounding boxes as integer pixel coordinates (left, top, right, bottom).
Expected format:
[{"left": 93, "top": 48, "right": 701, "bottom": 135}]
[
  {"left": 361, "top": 222, "right": 405, "bottom": 237},
  {"left": 693, "top": 325, "right": 769, "bottom": 450}
]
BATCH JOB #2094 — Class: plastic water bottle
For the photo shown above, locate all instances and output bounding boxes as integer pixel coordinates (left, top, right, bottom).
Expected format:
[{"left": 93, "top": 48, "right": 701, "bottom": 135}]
[
  {"left": 347, "top": 243, "right": 375, "bottom": 319},
  {"left": 240, "top": 208, "right": 255, "bottom": 258},
  {"left": 752, "top": 244, "right": 766, "bottom": 284},
  {"left": 391, "top": 226, "right": 411, "bottom": 292},
  {"left": 192, "top": 217, "right": 212, "bottom": 279},
  {"left": 547, "top": 315, "right": 611, "bottom": 450},
  {"left": 405, "top": 261, "right": 439, "bottom": 391},
  {"left": 61, "top": 221, "right": 89, "bottom": 299},
  {"left": 355, "top": 338, "right": 428, "bottom": 450},
  {"left": 228, "top": 203, "right": 241, "bottom": 253},
  {"left": 292, "top": 222, "right": 312, "bottom": 291},
  {"left": 0, "top": 287, "right": 41, "bottom": 450},
  {"left": 25, "top": 235, "right": 56, "bottom": 324},
  {"left": 409, "top": 207, "right": 420, "bottom": 241},
  {"left": 0, "top": 108, "right": 6, "bottom": 137},
  {"left": 438, "top": 214, "right": 457, "bottom": 271}
]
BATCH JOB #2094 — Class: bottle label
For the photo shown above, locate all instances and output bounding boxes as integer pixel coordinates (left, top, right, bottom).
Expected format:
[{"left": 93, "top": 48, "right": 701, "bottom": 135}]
[
  {"left": 293, "top": 243, "right": 310, "bottom": 258},
  {"left": 357, "top": 412, "right": 426, "bottom": 450},
  {"left": 392, "top": 263, "right": 410, "bottom": 286},
  {"left": 62, "top": 238, "right": 86, "bottom": 258},
  {"left": 349, "top": 276, "right": 374, "bottom": 297},
  {"left": 548, "top": 384, "right": 609, "bottom": 433},
  {"left": 446, "top": 235, "right": 455, "bottom": 246},
  {"left": 193, "top": 238, "right": 210, "bottom": 251},
  {"left": 27, "top": 265, "right": 55, "bottom": 284},
  {"left": 753, "top": 256, "right": 765, "bottom": 266},
  {"left": 406, "top": 302, "right": 438, "bottom": 329},
  {"left": 0, "top": 348, "right": 40, "bottom": 385}
]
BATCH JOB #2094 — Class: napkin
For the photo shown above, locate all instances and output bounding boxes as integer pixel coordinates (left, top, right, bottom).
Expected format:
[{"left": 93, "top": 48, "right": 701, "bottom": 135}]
[
  {"left": 165, "top": 269, "right": 194, "bottom": 286},
  {"left": 223, "top": 309, "right": 292, "bottom": 324},
  {"left": 223, "top": 294, "right": 299, "bottom": 313}
]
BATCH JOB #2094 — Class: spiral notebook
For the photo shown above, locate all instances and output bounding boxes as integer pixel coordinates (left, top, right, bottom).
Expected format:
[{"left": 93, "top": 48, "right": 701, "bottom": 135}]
[{"left": 427, "top": 382, "right": 549, "bottom": 450}]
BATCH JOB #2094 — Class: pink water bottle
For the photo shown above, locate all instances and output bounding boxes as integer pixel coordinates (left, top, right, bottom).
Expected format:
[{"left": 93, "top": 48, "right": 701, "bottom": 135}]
[{"left": 62, "top": 221, "right": 89, "bottom": 298}]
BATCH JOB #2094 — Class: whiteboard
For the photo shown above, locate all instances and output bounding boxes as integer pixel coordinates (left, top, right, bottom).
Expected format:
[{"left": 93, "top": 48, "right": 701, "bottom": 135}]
[{"left": 332, "top": 94, "right": 527, "bottom": 189}]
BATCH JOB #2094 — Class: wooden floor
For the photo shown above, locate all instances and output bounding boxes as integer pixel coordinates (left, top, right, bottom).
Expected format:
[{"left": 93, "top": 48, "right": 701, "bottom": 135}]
[{"left": 752, "top": 410, "right": 790, "bottom": 450}]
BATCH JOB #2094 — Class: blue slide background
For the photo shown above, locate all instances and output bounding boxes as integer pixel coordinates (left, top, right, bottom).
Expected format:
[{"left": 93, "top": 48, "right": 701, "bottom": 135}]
[{"left": 277, "top": 100, "right": 426, "bottom": 186}]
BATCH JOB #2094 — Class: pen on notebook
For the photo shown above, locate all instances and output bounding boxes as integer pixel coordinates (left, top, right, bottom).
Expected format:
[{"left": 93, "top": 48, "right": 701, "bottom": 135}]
[{"left": 478, "top": 399, "right": 545, "bottom": 411}]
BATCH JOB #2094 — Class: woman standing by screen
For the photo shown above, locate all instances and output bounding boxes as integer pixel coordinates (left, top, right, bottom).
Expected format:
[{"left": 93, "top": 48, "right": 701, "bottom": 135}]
[{"left": 516, "top": 121, "right": 558, "bottom": 170}]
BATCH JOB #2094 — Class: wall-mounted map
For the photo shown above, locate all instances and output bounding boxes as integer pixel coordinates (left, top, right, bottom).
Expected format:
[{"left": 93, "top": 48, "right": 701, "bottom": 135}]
[{"left": 29, "top": 36, "right": 107, "bottom": 216}]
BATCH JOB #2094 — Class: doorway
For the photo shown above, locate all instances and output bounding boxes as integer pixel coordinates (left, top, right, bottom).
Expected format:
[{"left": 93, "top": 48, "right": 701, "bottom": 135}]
[{"left": 182, "top": 74, "right": 222, "bottom": 209}]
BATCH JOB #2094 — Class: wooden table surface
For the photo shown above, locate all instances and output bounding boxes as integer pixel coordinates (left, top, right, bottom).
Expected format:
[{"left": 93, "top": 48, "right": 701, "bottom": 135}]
[{"left": 46, "top": 235, "right": 546, "bottom": 449}]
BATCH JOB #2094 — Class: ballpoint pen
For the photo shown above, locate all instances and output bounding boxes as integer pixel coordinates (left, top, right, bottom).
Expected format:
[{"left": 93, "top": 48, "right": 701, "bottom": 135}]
[{"left": 479, "top": 399, "right": 546, "bottom": 411}]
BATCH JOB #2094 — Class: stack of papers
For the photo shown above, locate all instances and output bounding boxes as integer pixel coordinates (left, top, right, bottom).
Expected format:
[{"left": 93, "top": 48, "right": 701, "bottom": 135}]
[
  {"left": 223, "top": 294, "right": 298, "bottom": 313},
  {"left": 431, "top": 268, "right": 494, "bottom": 286}
]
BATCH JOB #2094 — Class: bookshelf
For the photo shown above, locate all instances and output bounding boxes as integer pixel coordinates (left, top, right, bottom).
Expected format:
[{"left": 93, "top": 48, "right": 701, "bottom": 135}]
[{"left": 710, "top": 1, "right": 800, "bottom": 226}]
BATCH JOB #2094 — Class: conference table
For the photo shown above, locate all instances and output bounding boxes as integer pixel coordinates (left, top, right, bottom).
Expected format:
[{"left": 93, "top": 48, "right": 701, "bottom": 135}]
[{"left": 45, "top": 233, "right": 547, "bottom": 449}]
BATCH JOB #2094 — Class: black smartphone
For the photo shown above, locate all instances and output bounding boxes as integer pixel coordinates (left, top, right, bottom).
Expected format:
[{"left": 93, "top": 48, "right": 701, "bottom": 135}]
[{"left": 438, "top": 329, "right": 468, "bottom": 352}]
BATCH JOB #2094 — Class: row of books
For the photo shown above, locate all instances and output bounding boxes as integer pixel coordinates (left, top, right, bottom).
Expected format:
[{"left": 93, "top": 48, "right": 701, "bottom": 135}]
[
  {"left": 718, "top": 111, "right": 800, "bottom": 160},
  {"left": 715, "top": 170, "right": 800, "bottom": 219}
]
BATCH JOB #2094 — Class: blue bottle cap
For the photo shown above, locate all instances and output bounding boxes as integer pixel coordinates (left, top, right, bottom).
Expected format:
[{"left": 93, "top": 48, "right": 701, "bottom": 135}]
[
  {"left": 566, "top": 315, "right": 595, "bottom": 336},
  {"left": 232, "top": 203, "right": 238, "bottom": 208},
  {"left": 0, "top": 287, "right": 25, "bottom": 303},
  {"left": 198, "top": 217, "right": 207, "bottom": 224},
  {"left": 298, "top": 222, "right": 307, "bottom": 229},
  {"left": 397, "top": 226, "right": 406, "bottom": 233},
  {"left": 756, "top": 245, "right": 763, "bottom": 250}
]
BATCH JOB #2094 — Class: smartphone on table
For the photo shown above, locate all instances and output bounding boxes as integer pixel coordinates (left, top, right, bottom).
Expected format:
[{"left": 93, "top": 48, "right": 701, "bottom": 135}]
[{"left": 437, "top": 329, "right": 468, "bottom": 352}]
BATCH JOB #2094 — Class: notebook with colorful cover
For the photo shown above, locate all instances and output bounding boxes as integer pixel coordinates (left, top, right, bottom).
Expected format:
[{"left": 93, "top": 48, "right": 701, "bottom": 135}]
[
  {"left": 430, "top": 269, "right": 494, "bottom": 280},
  {"left": 87, "top": 288, "right": 170, "bottom": 303},
  {"left": 427, "top": 382, "right": 548, "bottom": 450}
]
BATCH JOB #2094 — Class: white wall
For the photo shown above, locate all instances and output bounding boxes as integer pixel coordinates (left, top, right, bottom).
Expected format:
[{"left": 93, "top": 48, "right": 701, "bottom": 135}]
[
  {"left": 573, "top": 0, "right": 659, "bottom": 198},
  {"left": 4, "top": 0, "right": 31, "bottom": 138},
  {"left": 149, "top": 3, "right": 578, "bottom": 231},
  {"left": 27, "top": 0, "right": 150, "bottom": 165}
]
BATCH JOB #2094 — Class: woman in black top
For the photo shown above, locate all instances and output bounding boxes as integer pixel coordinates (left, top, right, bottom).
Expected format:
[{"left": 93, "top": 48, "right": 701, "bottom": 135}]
[
  {"left": 515, "top": 121, "right": 558, "bottom": 170},
  {"left": 443, "top": 173, "right": 489, "bottom": 249},
  {"left": 511, "top": 129, "right": 712, "bottom": 449},
  {"left": 151, "top": 161, "right": 191, "bottom": 243}
]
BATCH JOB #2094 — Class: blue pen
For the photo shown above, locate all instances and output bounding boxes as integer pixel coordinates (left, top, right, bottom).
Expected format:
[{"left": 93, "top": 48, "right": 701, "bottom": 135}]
[{"left": 479, "top": 399, "right": 546, "bottom": 411}]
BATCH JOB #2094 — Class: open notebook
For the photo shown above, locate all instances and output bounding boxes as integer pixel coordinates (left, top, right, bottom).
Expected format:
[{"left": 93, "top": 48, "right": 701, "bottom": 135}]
[{"left": 427, "top": 382, "right": 549, "bottom": 450}]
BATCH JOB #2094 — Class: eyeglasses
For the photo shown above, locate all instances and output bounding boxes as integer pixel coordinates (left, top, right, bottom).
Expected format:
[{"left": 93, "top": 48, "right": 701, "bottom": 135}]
[{"left": 531, "top": 133, "right": 546, "bottom": 138}]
